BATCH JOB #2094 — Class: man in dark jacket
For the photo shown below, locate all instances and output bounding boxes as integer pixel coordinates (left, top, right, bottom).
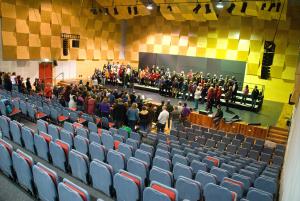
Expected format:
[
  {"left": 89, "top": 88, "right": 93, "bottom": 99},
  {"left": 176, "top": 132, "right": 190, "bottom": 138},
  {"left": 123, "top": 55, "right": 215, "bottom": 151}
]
[
  {"left": 113, "top": 99, "right": 127, "bottom": 128},
  {"left": 251, "top": 86, "right": 259, "bottom": 109},
  {"left": 166, "top": 100, "right": 174, "bottom": 129}
]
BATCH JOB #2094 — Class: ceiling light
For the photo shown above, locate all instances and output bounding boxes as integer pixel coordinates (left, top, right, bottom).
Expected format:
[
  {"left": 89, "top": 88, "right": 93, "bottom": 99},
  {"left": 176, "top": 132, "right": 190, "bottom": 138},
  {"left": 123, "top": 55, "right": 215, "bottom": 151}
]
[
  {"left": 147, "top": 3, "right": 153, "bottom": 10},
  {"left": 134, "top": 6, "right": 138, "bottom": 15},
  {"left": 193, "top": 4, "right": 201, "bottom": 14},
  {"left": 216, "top": 2, "right": 224, "bottom": 9},
  {"left": 205, "top": 4, "right": 211, "bottom": 14},
  {"left": 227, "top": 3, "right": 235, "bottom": 13},
  {"left": 167, "top": 5, "right": 172, "bottom": 12},
  {"left": 241, "top": 2, "right": 247, "bottom": 13}
]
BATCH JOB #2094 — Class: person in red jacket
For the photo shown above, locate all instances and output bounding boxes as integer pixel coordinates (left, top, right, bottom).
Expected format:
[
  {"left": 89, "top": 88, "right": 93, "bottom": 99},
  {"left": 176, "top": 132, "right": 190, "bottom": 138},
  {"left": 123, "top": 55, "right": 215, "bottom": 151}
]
[
  {"left": 206, "top": 86, "right": 215, "bottom": 113},
  {"left": 215, "top": 86, "right": 222, "bottom": 106}
]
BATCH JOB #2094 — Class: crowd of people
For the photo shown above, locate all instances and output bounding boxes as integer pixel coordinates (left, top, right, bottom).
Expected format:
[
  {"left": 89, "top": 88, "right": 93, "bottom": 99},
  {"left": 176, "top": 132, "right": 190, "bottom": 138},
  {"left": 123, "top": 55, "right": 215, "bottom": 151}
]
[
  {"left": 0, "top": 71, "right": 198, "bottom": 133},
  {"left": 92, "top": 62, "right": 263, "bottom": 112}
]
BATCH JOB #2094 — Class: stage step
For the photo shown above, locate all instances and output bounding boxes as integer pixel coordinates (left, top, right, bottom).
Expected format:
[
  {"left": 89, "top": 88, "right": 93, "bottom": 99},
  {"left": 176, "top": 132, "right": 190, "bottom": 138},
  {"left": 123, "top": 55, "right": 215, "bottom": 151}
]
[{"left": 267, "top": 126, "right": 289, "bottom": 145}]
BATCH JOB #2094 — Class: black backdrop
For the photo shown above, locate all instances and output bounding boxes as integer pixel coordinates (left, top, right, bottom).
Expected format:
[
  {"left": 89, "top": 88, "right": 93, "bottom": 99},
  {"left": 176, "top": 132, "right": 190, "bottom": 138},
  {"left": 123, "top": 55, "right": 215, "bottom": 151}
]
[{"left": 139, "top": 52, "right": 246, "bottom": 84}]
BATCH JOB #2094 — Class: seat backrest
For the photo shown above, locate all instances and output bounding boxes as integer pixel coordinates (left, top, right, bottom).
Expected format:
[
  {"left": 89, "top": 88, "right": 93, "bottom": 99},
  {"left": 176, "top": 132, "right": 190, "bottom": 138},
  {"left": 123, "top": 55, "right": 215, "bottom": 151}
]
[
  {"left": 248, "top": 150, "right": 259, "bottom": 160},
  {"left": 140, "top": 143, "right": 154, "bottom": 156},
  {"left": 12, "top": 149, "right": 34, "bottom": 193},
  {"left": 58, "top": 178, "right": 90, "bottom": 201},
  {"left": 226, "top": 144, "right": 237, "bottom": 154},
  {"left": 10, "top": 120, "right": 22, "bottom": 145},
  {"left": 107, "top": 150, "right": 126, "bottom": 175},
  {"left": 127, "top": 157, "right": 148, "bottom": 184},
  {"left": 118, "top": 143, "right": 133, "bottom": 161},
  {"left": 34, "top": 132, "right": 52, "bottom": 161},
  {"left": 239, "top": 169, "right": 256, "bottom": 183},
  {"left": 63, "top": 121, "right": 74, "bottom": 133},
  {"left": 90, "top": 159, "right": 113, "bottom": 197},
  {"left": 148, "top": 181, "right": 178, "bottom": 201},
  {"left": 157, "top": 143, "right": 170, "bottom": 152},
  {"left": 273, "top": 155, "right": 283, "bottom": 166},
  {"left": 221, "top": 177, "right": 244, "bottom": 199},
  {"left": 0, "top": 138, "right": 13, "bottom": 177},
  {"left": 89, "top": 132, "right": 101, "bottom": 144},
  {"left": 221, "top": 163, "right": 237, "bottom": 176},
  {"left": 156, "top": 148, "right": 171, "bottom": 160},
  {"left": 247, "top": 187, "right": 273, "bottom": 201},
  {"left": 60, "top": 129, "right": 74, "bottom": 148},
  {"left": 126, "top": 138, "right": 139, "bottom": 151},
  {"left": 171, "top": 148, "right": 185, "bottom": 157},
  {"left": 153, "top": 156, "right": 172, "bottom": 172},
  {"left": 143, "top": 187, "right": 174, "bottom": 201},
  {"left": 88, "top": 122, "right": 98, "bottom": 133},
  {"left": 203, "top": 156, "right": 220, "bottom": 169},
  {"left": 69, "top": 149, "right": 89, "bottom": 184},
  {"left": 210, "top": 166, "right": 230, "bottom": 183},
  {"left": 176, "top": 176, "right": 202, "bottom": 201},
  {"left": 0, "top": 115, "right": 11, "bottom": 139},
  {"left": 76, "top": 127, "right": 89, "bottom": 139},
  {"left": 48, "top": 124, "right": 60, "bottom": 141},
  {"left": 118, "top": 128, "right": 129, "bottom": 140},
  {"left": 254, "top": 176, "right": 277, "bottom": 195},
  {"left": 204, "top": 183, "right": 236, "bottom": 201},
  {"left": 114, "top": 170, "right": 142, "bottom": 201},
  {"left": 49, "top": 140, "right": 69, "bottom": 172},
  {"left": 195, "top": 170, "right": 217, "bottom": 188},
  {"left": 190, "top": 160, "right": 208, "bottom": 174},
  {"left": 232, "top": 173, "right": 251, "bottom": 191},
  {"left": 172, "top": 154, "right": 188, "bottom": 166},
  {"left": 33, "top": 162, "right": 58, "bottom": 201},
  {"left": 74, "top": 135, "right": 89, "bottom": 156},
  {"left": 205, "top": 139, "right": 216, "bottom": 148},
  {"left": 173, "top": 163, "right": 193, "bottom": 180},
  {"left": 89, "top": 142, "right": 106, "bottom": 162},
  {"left": 186, "top": 153, "right": 201, "bottom": 163},
  {"left": 101, "top": 132, "right": 114, "bottom": 150},
  {"left": 135, "top": 149, "right": 151, "bottom": 166},
  {"left": 149, "top": 166, "right": 174, "bottom": 187},
  {"left": 37, "top": 119, "right": 48, "bottom": 134},
  {"left": 21, "top": 126, "right": 35, "bottom": 153}
]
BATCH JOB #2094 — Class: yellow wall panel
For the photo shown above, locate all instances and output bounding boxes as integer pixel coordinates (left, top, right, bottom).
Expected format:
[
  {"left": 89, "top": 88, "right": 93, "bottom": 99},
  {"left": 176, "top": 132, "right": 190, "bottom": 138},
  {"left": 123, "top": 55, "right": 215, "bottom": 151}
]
[
  {"left": 17, "top": 46, "right": 29, "bottom": 59},
  {"left": 216, "top": 49, "right": 226, "bottom": 59},
  {"left": 247, "top": 63, "right": 259, "bottom": 75},
  {"left": 207, "top": 38, "right": 217, "bottom": 48},
  {"left": 227, "top": 39, "right": 239, "bottom": 50}
]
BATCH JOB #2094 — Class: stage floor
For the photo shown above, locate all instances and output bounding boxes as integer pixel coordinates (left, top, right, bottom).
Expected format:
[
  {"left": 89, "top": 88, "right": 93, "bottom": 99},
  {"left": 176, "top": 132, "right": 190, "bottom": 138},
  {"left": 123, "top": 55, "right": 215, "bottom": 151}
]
[{"left": 106, "top": 85, "right": 283, "bottom": 127}]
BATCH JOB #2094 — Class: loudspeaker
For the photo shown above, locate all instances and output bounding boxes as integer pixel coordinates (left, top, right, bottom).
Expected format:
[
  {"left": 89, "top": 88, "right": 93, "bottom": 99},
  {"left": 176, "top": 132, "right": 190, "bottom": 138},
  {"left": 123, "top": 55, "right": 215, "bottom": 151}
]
[
  {"left": 262, "top": 41, "right": 276, "bottom": 66},
  {"left": 53, "top": 60, "right": 58, "bottom": 66},
  {"left": 72, "top": 40, "right": 80, "bottom": 48},
  {"left": 63, "top": 39, "right": 68, "bottom": 56},
  {"left": 261, "top": 66, "right": 271, "bottom": 79}
]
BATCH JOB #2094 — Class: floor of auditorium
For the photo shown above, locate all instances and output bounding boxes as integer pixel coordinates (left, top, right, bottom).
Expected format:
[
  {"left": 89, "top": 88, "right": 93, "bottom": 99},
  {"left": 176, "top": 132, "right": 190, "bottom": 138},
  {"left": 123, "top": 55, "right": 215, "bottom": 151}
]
[{"left": 108, "top": 85, "right": 284, "bottom": 127}]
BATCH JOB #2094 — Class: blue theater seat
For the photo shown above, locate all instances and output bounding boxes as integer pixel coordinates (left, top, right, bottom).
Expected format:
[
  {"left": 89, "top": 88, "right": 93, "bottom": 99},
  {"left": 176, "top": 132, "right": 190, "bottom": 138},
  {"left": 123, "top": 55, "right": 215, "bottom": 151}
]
[
  {"left": 114, "top": 170, "right": 143, "bottom": 201},
  {"left": 58, "top": 178, "right": 90, "bottom": 201},
  {"left": 90, "top": 159, "right": 113, "bottom": 197},
  {"left": 254, "top": 176, "right": 277, "bottom": 196},
  {"left": 173, "top": 163, "right": 193, "bottom": 180},
  {"left": 101, "top": 132, "right": 114, "bottom": 150},
  {"left": 10, "top": 120, "right": 23, "bottom": 145},
  {"left": 195, "top": 170, "right": 217, "bottom": 188},
  {"left": 143, "top": 181, "right": 178, "bottom": 201},
  {"left": 140, "top": 143, "right": 154, "bottom": 157},
  {"left": 246, "top": 187, "right": 273, "bottom": 201},
  {"left": 60, "top": 129, "right": 74, "bottom": 148},
  {"left": 126, "top": 138, "right": 139, "bottom": 151},
  {"left": 21, "top": 126, "right": 35, "bottom": 153},
  {"left": 155, "top": 148, "right": 171, "bottom": 160},
  {"left": 89, "top": 131, "right": 101, "bottom": 144},
  {"left": 76, "top": 127, "right": 89, "bottom": 139},
  {"left": 204, "top": 183, "right": 237, "bottom": 201},
  {"left": 49, "top": 139, "right": 70, "bottom": 172},
  {"left": 118, "top": 143, "right": 134, "bottom": 160},
  {"left": 221, "top": 177, "right": 244, "bottom": 199},
  {"left": 0, "top": 139, "right": 13, "bottom": 178},
  {"left": 153, "top": 156, "right": 172, "bottom": 171},
  {"left": 210, "top": 166, "right": 230, "bottom": 183},
  {"left": 37, "top": 119, "right": 48, "bottom": 134},
  {"left": 127, "top": 157, "right": 148, "bottom": 185},
  {"left": 149, "top": 166, "right": 174, "bottom": 187},
  {"left": 190, "top": 160, "right": 208, "bottom": 174},
  {"left": 69, "top": 149, "right": 89, "bottom": 184},
  {"left": 89, "top": 142, "right": 106, "bottom": 162},
  {"left": 172, "top": 154, "right": 188, "bottom": 166},
  {"left": 74, "top": 135, "right": 89, "bottom": 156},
  {"left": 0, "top": 115, "right": 11, "bottom": 139},
  {"left": 203, "top": 156, "right": 220, "bottom": 169},
  {"left": 34, "top": 132, "right": 52, "bottom": 162},
  {"left": 232, "top": 173, "right": 252, "bottom": 192},
  {"left": 107, "top": 149, "right": 126, "bottom": 174},
  {"left": 176, "top": 176, "right": 202, "bottom": 201},
  {"left": 135, "top": 149, "right": 151, "bottom": 166},
  {"left": 63, "top": 121, "right": 74, "bottom": 133},
  {"left": 33, "top": 162, "right": 58, "bottom": 201}
]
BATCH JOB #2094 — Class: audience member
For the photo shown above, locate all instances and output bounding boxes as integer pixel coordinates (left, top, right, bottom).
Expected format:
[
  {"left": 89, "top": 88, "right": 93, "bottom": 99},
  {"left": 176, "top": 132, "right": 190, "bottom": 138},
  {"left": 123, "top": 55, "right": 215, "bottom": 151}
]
[{"left": 157, "top": 106, "right": 169, "bottom": 132}]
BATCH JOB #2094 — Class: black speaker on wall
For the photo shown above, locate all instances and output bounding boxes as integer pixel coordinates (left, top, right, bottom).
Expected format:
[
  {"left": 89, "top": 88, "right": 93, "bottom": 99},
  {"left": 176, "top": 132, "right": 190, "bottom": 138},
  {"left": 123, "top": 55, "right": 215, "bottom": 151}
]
[
  {"left": 72, "top": 40, "right": 80, "bottom": 48},
  {"left": 63, "top": 39, "right": 69, "bottom": 56},
  {"left": 261, "top": 41, "right": 276, "bottom": 79}
]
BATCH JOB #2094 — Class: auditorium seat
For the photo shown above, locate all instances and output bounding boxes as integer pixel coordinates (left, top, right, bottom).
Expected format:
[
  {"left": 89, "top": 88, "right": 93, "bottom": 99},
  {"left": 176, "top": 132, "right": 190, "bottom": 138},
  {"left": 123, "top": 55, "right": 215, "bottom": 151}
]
[
  {"left": 232, "top": 173, "right": 251, "bottom": 192},
  {"left": 248, "top": 150, "right": 260, "bottom": 160},
  {"left": 237, "top": 147, "right": 249, "bottom": 157},
  {"left": 58, "top": 178, "right": 90, "bottom": 201},
  {"left": 89, "top": 142, "right": 106, "bottom": 162},
  {"left": 118, "top": 128, "right": 129, "bottom": 139},
  {"left": 113, "top": 134, "right": 125, "bottom": 144},
  {"left": 190, "top": 160, "right": 208, "bottom": 174},
  {"left": 220, "top": 163, "right": 237, "bottom": 176},
  {"left": 74, "top": 135, "right": 89, "bottom": 156},
  {"left": 76, "top": 127, "right": 89, "bottom": 139},
  {"left": 254, "top": 176, "right": 277, "bottom": 196},
  {"left": 37, "top": 119, "right": 48, "bottom": 134},
  {"left": 88, "top": 131, "right": 101, "bottom": 144},
  {"left": 60, "top": 129, "right": 74, "bottom": 148},
  {"left": 149, "top": 166, "right": 174, "bottom": 187},
  {"left": 114, "top": 170, "right": 142, "bottom": 201},
  {"left": 157, "top": 143, "right": 170, "bottom": 152},
  {"left": 21, "top": 126, "right": 35, "bottom": 153},
  {"left": 239, "top": 169, "right": 256, "bottom": 183},
  {"left": 135, "top": 149, "right": 151, "bottom": 166},
  {"left": 118, "top": 143, "right": 134, "bottom": 160},
  {"left": 48, "top": 124, "right": 60, "bottom": 141},
  {"left": 173, "top": 163, "right": 193, "bottom": 180},
  {"left": 143, "top": 181, "right": 178, "bottom": 201},
  {"left": 0, "top": 115, "right": 11, "bottom": 139},
  {"left": 126, "top": 138, "right": 139, "bottom": 151},
  {"left": 175, "top": 176, "right": 202, "bottom": 201},
  {"left": 172, "top": 154, "right": 188, "bottom": 166},
  {"left": 226, "top": 144, "right": 238, "bottom": 154},
  {"left": 20, "top": 100, "right": 28, "bottom": 116},
  {"left": 140, "top": 143, "right": 154, "bottom": 157},
  {"left": 88, "top": 122, "right": 98, "bottom": 133},
  {"left": 69, "top": 149, "right": 89, "bottom": 184},
  {"left": 107, "top": 149, "right": 126, "bottom": 174},
  {"left": 246, "top": 187, "right": 273, "bottom": 201},
  {"left": 12, "top": 149, "right": 34, "bottom": 193},
  {"left": 171, "top": 148, "right": 185, "bottom": 157},
  {"left": 90, "top": 159, "right": 113, "bottom": 197},
  {"left": 155, "top": 148, "right": 171, "bottom": 160},
  {"left": 101, "top": 132, "right": 114, "bottom": 150},
  {"left": 204, "top": 183, "right": 237, "bottom": 201},
  {"left": 0, "top": 139, "right": 14, "bottom": 178},
  {"left": 33, "top": 162, "right": 58, "bottom": 201},
  {"left": 63, "top": 121, "right": 75, "bottom": 134},
  {"left": 273, "top": 155, "right": 283, "bottom": 167},
  {"left": 34, "top": 132, "right": 52, "bottom": 162},
  {"left": 210, "top": 166, "right": 229, "bottom": 183},
  {"left": 127, "top": 157, "right": 148, "bottom": 185},
  {"left": 203, "top": 156, "right": 220, "bottom": 169},
  {"left": 10, "top": 120, "right": 23, "bottom": 145},
  {"left": 49, "top": 139, "right": 70, "bottom": 172},
  {"left": 221, "top": 177, "right": 244, "bottom": 199},
  {"left": 153, "top": 156, "right": 172, "bottom": 171},
  {"left": 195, "top": 170, "right": 217, "bottom": 188},
  {"left": 186, "top": 152, "right": 201, "bottom": 163}
]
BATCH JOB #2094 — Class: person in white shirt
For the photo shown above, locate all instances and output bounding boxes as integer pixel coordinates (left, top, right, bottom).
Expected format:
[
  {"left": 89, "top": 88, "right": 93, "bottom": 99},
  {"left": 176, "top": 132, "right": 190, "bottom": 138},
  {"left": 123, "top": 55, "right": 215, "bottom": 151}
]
[
  {"left": 157, "top": 106, "right": 169, "bottom": 132},
  {"left": 177, "top": 101, "right": 183, "bottom": 113},
  {"left": 194, "top": 86, "right": 201, "bottom": 111}
]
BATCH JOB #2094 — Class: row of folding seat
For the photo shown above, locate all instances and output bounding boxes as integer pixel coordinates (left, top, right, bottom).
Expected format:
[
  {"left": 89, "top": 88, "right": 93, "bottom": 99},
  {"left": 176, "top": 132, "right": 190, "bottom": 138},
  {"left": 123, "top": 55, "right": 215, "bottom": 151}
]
[{"left": 0, "top": 138, "right": 104, "bottom": 201}]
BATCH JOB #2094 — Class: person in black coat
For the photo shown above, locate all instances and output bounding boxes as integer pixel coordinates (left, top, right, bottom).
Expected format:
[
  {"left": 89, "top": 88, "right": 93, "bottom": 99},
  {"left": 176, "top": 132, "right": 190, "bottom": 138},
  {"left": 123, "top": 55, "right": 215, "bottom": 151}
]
[
  {"left": 113, "top": 99, "right": 127, "bottom": 128},
  {"left": 251, "top": 86, "right": 259, "bottom": 109},
  {"left": 26, "top": 78, "right": 32, "bottom": 94},
  {"left": 3, "top": 74, "right": 12, "bottom": 92}
]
